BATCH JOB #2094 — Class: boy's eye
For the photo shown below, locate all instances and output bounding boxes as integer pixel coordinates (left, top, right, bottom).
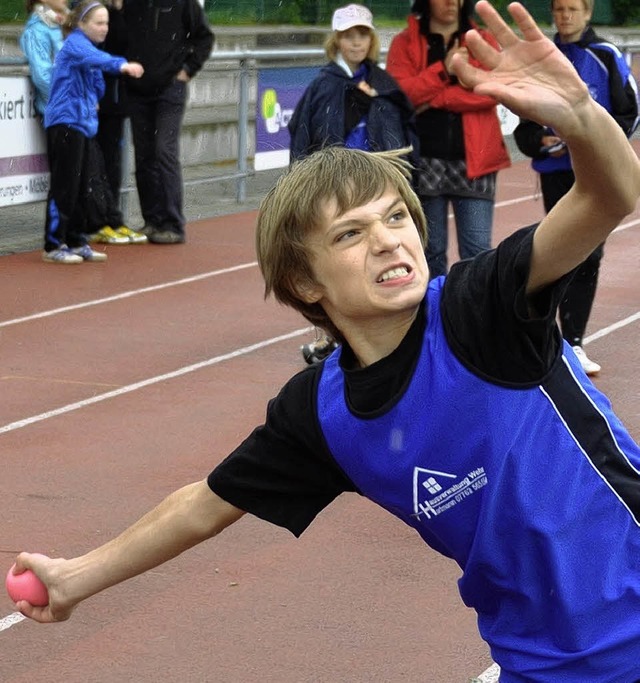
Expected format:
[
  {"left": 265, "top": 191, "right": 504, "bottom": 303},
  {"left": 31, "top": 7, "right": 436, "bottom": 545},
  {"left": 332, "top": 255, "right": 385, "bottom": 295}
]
[
  {"left": 390, "top": 209, "right": 408, "bottom": 223},
  {"left": 336, "top": 229, "right": 358, "bottom": 242}
]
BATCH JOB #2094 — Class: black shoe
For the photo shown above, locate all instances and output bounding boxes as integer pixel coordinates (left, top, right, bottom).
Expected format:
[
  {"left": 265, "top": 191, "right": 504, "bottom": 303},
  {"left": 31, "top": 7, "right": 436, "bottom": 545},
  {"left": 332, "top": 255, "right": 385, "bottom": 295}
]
[
  {"left": 148, "top": 229, "right": 185, "bottom": 244},
  {"left": 137, "top": 224, "right": 158, "bottom": 237},
  {"left": 301, "top": 336, "right": 339, "bottom": 365}
]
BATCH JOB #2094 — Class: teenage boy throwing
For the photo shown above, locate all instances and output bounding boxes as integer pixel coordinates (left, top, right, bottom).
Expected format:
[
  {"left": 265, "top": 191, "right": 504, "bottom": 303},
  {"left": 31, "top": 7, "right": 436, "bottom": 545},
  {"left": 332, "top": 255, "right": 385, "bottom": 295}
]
[{"left": 9, "top": 3, "right": 640, "bottom": 681}]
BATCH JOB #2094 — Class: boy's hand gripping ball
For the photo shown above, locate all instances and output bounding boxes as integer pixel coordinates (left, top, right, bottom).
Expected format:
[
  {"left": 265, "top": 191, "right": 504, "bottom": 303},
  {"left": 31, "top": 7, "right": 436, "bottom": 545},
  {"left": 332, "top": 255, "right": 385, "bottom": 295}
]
[{"left": 5, "top": 563, "right": 49, "bottom": 606}]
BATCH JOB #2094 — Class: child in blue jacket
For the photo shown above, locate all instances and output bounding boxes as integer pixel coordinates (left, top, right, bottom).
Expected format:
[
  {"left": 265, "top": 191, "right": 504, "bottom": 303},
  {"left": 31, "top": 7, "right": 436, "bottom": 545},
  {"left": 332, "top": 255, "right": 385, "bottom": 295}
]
[
  {"left": 20, "top": 0, "right": 68, "bottom": 118},
  {"left": 42, "top": 0, "right": 143, "bottom": 264}
]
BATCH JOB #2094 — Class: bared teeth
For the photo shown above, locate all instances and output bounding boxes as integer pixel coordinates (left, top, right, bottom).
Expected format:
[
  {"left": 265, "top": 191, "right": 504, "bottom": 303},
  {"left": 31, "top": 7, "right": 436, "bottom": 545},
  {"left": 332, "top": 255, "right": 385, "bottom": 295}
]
[{"left": 379, "top": 267, "right": 409, "bottom": 282}]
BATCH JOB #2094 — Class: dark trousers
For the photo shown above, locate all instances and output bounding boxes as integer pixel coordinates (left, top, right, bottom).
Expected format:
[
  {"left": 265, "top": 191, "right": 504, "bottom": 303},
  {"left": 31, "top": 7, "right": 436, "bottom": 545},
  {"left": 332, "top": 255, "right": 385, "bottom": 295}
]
[
  {"left": 84, "top": 138, "right": 124, "bottom": 233},
  {"left": 541, "top": 170, "right": 604, "bottom": 347},
  {"left": 129, "top": 80, "right": 187, "bottom": 234},
  {"left": 44, "top": 125, "right": 90, "bottom": 251},
  {"left": 96, "top": 113, "right": 126, "bottom": 201}
]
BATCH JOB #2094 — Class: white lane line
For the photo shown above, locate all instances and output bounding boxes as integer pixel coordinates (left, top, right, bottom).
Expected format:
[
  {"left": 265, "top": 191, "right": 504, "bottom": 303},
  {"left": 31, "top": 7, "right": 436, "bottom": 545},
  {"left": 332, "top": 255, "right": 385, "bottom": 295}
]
[
  {"left": 471, "top": 662, "right": 501, "bottom": 682},
  {"left": 1, "top": 209, "right": 637, "bottom": 332},
  {"left": 0, "top": 261, "right": 258, "bottom": 328},
  {"left": 613, "top": 216, "right": 640, "bottom": 233},
  {"left": 0, "top": 612, "right": 26, "bottom": 632},
  {"left": 0, "top": 326, "right": 312, "bottom": 435},
  {"left": 585, "top": 311, "right": 640, "bottom": 344}
]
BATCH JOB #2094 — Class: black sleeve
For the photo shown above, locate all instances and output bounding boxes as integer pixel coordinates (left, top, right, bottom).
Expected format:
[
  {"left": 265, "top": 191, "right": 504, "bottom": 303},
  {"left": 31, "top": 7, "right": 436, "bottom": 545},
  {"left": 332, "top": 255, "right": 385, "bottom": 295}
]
[
  {"left": 441, "top": 225, "right": 574, "bottom": 385},
  {"left": 183, "top": 0, "right": 214, "bottom": 77},
  {"left": 207, "top": 367, "right": 357, "bottom": 537},
  {"left": 513, "top": 118, "right": 546, "bottom": 159},
  {"left": 605, "top": 53, "right": 640, "bottom": 137}
]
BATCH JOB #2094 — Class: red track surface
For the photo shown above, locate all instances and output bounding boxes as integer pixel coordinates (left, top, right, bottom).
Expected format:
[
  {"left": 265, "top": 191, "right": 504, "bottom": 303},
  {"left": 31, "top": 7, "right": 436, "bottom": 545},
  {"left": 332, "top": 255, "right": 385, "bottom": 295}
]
[{"left": 1, "top": 155, "right": 639, "bottom": 683}]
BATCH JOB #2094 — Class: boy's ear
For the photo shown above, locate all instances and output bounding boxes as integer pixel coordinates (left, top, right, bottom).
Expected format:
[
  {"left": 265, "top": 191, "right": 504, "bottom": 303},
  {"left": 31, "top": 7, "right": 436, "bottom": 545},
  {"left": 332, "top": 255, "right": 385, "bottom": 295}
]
[{"left": 294, "top": 278, "right": 323, "bottom": 304}]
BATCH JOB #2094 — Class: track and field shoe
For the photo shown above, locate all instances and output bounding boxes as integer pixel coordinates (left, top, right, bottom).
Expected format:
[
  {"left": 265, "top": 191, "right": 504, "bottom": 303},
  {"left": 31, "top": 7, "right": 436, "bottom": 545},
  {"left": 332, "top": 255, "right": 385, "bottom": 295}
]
[
  {"left": 89, "top": 226, "right": 129, "bottom": 244},
  {"left": 71, "top": 245, "right": 108, "bottom": 262},
  {"left": 42, "top": 245, "right": 83, "bottom": 264},
  {"left": 115, "top": 225, "right": 148, "bottom": 244},
  {"left": 572, "top": 345, "right": 601, "bottom": 376}
]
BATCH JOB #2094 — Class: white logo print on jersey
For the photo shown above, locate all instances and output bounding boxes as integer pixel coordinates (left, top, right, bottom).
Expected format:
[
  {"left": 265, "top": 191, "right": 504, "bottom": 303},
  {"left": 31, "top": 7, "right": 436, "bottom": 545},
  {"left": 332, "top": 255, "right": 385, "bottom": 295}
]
[{"left": 412, "top": 466, "right": 488, "bottom": 520}]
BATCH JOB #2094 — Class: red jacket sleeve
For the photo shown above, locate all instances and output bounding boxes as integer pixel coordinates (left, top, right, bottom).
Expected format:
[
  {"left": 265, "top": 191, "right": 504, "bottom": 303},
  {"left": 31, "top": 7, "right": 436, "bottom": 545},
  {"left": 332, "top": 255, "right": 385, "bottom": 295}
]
[{"left": 386, "top": 21, "right": 498, "bottom": 113}]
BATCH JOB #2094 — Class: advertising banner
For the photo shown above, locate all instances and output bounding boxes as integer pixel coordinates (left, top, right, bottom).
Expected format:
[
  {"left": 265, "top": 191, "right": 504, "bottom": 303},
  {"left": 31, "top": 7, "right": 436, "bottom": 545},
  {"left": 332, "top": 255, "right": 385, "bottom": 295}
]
[
  {"left": 255, "top": 66, "right": 319, "bottom": 171},
  {"left": 0, "top": 76, "right": 49, "bottom": 207}
]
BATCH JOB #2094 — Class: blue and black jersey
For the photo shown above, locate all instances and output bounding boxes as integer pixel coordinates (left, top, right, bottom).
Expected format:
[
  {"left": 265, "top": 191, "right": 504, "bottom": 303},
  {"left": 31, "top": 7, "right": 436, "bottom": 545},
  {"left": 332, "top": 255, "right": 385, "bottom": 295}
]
[{"left": 208, "top": 226, "right": 640, "bottom": 681}]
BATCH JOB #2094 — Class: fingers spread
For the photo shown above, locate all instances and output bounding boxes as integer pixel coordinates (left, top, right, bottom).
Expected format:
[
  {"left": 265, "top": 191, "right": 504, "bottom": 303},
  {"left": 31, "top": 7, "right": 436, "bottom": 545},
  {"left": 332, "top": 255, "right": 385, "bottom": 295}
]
[
  {"left": 506, "top": 2, "right": 547, "bottom": 43},
  {"left": 474, "top": 0, "right": 519, "bottom": 49},
  {"left": 464, "top": 29, "right": 501, "bottom": 70}
]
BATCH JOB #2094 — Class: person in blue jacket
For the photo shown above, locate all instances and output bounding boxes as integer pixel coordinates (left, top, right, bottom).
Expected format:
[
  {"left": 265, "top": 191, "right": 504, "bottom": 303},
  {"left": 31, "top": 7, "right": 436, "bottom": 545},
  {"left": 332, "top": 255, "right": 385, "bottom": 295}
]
[
  {"left": 288, "top": 3, "right": 418, "bottom": 364},
  {"left": 514, "top": 0, "right": 639, "bottom": 375},
  {"left": 20, "top": 0, "right": 68, "bottom": 118},
  {"left": 10, "top": 4, "right": 640, "bottom": 680},
  {"left": 42, "top": 0, "right": 143, "bottom": 264}
]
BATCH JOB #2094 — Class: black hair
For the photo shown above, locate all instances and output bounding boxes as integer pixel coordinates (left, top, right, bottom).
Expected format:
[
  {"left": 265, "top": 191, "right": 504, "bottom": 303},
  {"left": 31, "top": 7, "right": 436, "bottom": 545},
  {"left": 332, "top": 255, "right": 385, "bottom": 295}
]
[{"left": 410, "top": 0, "right": 475, "bottom": 35}]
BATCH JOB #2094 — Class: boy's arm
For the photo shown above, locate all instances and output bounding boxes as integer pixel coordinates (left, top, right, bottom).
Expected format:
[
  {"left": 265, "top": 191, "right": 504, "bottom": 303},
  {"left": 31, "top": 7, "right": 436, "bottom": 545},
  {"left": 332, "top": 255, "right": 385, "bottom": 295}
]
[
  {"left": 13, "top": 481, "right": 244, "bottom": 623},
  {"left": 452, "top": 1, "right": 640, "bottom": 294}
]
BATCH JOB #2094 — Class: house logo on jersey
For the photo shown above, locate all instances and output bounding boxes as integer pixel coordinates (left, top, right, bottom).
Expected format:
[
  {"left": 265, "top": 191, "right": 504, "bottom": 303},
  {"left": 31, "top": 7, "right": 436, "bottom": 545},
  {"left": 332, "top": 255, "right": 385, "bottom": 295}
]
[{"left": 412, "top": 466, "right": 488, "bottom": 520}]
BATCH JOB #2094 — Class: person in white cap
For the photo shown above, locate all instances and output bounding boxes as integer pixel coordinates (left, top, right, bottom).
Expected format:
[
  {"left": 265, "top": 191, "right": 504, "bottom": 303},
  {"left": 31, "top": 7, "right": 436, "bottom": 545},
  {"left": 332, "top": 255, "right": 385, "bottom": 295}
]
[{"left": 289, "top": 3, "right": 419, "bottom": 364}]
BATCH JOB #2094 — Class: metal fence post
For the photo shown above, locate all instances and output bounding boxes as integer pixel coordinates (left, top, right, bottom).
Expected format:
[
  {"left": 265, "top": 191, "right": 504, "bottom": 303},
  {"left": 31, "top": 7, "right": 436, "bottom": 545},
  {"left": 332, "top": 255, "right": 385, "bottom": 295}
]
[{"left": 236, "top": 57, "right": 249, "bottom": 203}]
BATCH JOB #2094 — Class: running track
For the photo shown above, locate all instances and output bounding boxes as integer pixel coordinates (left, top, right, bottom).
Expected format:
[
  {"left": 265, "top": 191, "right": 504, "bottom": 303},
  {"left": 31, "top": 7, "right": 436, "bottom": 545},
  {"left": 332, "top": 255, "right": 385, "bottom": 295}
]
[{"left": 1, "top": 153, "right": 639, "bottom": 683}]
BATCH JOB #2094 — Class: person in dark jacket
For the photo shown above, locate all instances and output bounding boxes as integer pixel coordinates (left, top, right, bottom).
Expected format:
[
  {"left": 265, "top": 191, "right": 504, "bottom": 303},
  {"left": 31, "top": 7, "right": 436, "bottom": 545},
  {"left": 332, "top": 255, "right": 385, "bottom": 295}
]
[
  {"left": 288, "top": 3, "right": 418, "bottom": 364},
  {"left": 120, "top": 0, "right": 214, "bottom": 244},
  {"left": 288, "top": 4, "right": 417, "bottom": 162},
  {"left": 514, "top": 0, "right": 639, "bottom": 376}
]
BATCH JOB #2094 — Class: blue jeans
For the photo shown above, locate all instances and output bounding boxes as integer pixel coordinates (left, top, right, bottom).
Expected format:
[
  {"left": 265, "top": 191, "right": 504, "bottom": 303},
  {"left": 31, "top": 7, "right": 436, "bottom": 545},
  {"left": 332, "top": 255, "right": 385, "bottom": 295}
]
[{"left": 421, "top": 195, "right": 495, "bottom": 278}]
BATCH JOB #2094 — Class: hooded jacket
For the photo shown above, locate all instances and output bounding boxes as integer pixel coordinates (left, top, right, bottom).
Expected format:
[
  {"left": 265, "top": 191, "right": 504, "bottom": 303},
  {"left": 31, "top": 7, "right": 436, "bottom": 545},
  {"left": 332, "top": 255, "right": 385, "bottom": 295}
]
[
  {"left": 122, "top": 0, "right": 214, "bottom": 97},
  {"left": 514, "top": 27, "right": 639, "bottom": 174},
  {"left": 19, "top": 7, "right": 64, "bottom": 116},
  {"left": 288, "top": 60, "right": 419, "bottom": 164},
  {"left": 44, "top": 28, "right": 126, "bottom": 137},
  {"left": 386, "top": 13, "right": 510, "bottom": 179}
]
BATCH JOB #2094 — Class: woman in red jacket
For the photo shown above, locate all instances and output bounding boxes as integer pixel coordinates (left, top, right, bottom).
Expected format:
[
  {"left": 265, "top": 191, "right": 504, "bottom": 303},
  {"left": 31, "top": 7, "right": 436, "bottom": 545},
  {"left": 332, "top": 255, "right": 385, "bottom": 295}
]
[{"left": 387, "top": 0, "right": 510, "bottom": 278}]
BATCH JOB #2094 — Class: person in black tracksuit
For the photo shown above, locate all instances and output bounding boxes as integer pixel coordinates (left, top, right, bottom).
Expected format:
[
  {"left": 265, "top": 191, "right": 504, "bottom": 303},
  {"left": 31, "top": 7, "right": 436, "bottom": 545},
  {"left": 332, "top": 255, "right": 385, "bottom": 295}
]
[
  {"left": 121, "top": 0, "right": 214, "bottom": 244},
  {"left": 513, "top": 0, "right": 639, "bottom": 375},
  {"left": 97, "top": 0, "right": 128, "bottom": 203}
]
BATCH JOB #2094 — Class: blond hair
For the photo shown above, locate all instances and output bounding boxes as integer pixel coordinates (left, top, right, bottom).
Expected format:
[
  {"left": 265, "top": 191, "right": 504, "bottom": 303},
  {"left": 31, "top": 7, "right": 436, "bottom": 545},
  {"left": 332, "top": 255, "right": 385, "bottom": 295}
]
[
  {"left": 551, "top": 0, "right": 593, "bottom": 10},
  {"left": 324, "top": 26, "right": 380, "bottom": 63},
  {"left": 256, "top": 147, "right": 425, "bottom": 341}
]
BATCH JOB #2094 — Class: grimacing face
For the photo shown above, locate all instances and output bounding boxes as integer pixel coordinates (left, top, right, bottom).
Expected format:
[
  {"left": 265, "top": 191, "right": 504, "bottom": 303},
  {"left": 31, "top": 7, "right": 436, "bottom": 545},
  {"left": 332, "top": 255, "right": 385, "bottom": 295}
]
[{"left": 301, "top": 188, "right": 429, "bottom": 337}]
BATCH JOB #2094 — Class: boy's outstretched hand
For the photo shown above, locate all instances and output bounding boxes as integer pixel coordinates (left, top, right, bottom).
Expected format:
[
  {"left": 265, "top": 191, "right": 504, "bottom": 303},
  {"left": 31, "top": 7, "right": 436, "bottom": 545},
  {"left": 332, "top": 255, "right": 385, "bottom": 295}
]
[
  {"left": 10, "top": 552, "right": 76, "bottom": 624},
  {"left": 451, "top": 1, "right": 590, "bottom": 138}
]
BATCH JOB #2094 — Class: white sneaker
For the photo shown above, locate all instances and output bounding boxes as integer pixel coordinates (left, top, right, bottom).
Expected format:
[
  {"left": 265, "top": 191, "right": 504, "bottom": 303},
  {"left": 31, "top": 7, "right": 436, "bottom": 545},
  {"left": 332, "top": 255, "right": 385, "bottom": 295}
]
[
  {"left": 42, "top": 245, "right": 83, "bottom": 264},
  {"left": 71, "top": 245, "right": 108, "bottom": 262},
  {"left": 572, "top": 345, "right": 601, "bottom": 376}
]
